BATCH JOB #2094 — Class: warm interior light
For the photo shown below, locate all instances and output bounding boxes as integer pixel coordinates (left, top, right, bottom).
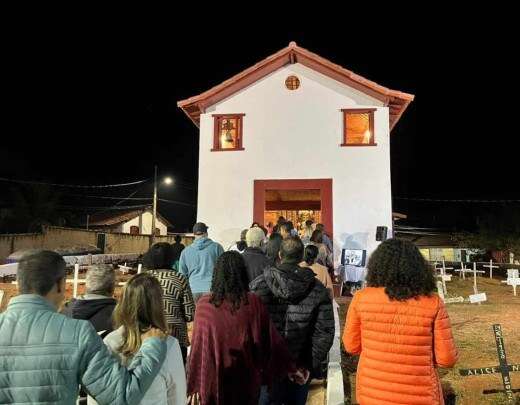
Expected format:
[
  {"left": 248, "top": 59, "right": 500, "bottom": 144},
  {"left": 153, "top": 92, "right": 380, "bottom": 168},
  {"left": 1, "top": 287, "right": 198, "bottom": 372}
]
[
  {"left": 163, "top": 177, "right": 173, "bottom": 185},
  {"left": 363, "top": 130, "right": 371, "bottom": 143}
]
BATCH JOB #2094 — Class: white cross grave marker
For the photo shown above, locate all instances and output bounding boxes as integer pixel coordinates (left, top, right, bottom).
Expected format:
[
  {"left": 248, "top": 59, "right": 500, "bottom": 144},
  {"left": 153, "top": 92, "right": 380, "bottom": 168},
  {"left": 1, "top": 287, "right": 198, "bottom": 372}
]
[
  {"left": 118, "top": 262, "right": 132, "bottom": 274},
  {"left": 435, "top": 260, "right": 453, "bottom": 296},
  {"left": 469, "top": 262, "right": 486, "bottom": 304},
  {"left": 501, "top": 269, "right": 520, "bottom": 296},
  {"left": 455, "top": 262, "right": 472, "bottom": 280},
  {"left": 483, "top": 260, "right": 499, "bottom": 279}
]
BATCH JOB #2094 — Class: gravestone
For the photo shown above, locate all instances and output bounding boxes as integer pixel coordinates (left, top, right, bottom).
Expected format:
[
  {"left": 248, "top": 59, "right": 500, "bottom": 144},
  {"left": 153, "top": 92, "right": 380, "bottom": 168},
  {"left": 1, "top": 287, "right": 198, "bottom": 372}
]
[
  {"left": 459, "top": 324, "right": 519, "bottom": 402},
  {"left": 483, "top": 260, "right": 499, "bottom": 279}
]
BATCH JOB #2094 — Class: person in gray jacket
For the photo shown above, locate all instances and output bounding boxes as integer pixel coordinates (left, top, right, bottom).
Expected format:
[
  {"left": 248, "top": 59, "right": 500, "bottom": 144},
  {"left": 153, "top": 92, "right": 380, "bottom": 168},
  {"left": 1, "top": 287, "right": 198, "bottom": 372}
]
[{"left": 0, "top": 250, "right": 167, "bottom": 405}]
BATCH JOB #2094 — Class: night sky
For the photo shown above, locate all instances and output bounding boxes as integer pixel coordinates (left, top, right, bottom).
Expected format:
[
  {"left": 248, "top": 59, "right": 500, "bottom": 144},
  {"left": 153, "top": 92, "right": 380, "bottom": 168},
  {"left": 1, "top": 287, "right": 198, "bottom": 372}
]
[{"left": 1, "top": 19, "right": 518, "bottom": 232}]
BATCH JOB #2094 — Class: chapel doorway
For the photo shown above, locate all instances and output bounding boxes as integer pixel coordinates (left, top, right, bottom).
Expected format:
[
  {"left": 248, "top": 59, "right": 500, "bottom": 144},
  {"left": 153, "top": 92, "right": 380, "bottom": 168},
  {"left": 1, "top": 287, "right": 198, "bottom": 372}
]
[{"left": 253, "top": 179, "right": 333, "bottom": 237}]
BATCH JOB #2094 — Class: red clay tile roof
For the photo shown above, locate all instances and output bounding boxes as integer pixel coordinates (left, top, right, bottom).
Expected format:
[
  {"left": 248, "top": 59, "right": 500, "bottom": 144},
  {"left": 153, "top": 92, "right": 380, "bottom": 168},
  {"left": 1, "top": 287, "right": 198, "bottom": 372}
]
[
  {"left": 88, "top": 209, "right": 172, "bottom": 227},
  {"left": 178, "top": 41, "right": 414, "bottom": 130}
]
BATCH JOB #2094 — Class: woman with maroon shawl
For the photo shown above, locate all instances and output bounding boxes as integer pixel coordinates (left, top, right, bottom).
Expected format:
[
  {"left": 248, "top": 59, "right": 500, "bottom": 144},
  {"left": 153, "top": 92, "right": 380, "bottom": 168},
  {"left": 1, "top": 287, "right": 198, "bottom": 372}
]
[{"left": 187, "top": 251, "right": 306, "bottom": 405}]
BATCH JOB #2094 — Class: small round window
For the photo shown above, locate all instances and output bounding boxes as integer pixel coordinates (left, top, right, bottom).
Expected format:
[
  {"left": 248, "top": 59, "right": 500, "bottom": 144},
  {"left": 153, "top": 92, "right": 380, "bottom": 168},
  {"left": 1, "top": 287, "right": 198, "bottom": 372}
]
[{"left": 285, "top": 75, "right": 300, "bottom": 90}]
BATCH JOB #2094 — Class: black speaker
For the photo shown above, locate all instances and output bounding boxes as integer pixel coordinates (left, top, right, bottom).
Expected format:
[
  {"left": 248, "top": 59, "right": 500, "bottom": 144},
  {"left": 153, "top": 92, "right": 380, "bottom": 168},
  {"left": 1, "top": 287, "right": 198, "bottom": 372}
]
[{"left": 376, "top": 226, "right": 388, "bottom": 241}]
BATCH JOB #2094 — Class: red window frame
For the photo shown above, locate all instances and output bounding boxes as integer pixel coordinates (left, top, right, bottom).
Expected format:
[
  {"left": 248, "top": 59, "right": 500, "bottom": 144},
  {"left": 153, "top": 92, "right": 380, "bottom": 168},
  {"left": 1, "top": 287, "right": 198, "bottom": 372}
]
[
  {"left": 341, "top": 108, "right": 377, "bottom": 147},
  {"left": 212, "top": 114, "right": 246, "bottom": 152}
]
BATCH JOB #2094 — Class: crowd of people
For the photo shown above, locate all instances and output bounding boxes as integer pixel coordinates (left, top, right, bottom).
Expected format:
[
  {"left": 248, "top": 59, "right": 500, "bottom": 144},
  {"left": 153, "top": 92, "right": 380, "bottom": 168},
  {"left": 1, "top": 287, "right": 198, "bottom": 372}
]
[{"left": 0, "top": 217, "right": 459, "bottom": 405}]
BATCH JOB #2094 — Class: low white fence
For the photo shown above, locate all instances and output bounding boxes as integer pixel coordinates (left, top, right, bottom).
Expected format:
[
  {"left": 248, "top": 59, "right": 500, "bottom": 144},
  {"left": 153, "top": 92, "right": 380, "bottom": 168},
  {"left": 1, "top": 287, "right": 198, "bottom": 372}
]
[{"left": 0, "top": 253, "right": 141, "bottom": 278}]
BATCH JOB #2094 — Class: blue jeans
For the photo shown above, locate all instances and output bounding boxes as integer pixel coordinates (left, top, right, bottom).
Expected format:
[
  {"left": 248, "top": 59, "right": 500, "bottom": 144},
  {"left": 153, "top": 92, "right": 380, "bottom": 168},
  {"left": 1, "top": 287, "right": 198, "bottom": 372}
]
[{"left": 258, "top": 379, "right": 310, "bottom": 405}]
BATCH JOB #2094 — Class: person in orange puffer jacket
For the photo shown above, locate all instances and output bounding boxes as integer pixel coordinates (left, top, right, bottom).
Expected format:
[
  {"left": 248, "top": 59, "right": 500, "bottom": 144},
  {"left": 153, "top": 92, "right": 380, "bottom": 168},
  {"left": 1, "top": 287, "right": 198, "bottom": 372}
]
[{"left": 343, "top": 239, "right": 458, "bottom": 405}]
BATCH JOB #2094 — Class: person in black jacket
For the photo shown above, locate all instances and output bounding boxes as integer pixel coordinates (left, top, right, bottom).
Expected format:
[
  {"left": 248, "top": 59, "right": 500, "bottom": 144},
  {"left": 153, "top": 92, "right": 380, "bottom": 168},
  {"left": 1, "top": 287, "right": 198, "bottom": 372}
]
[
  {"left": 250, "top": 236, "right": 334, "bottom": 405},
  {"left": 242, "top": 227, "right": 270, "bottom": 283},
  {"left": 61, "top": 263, "right": 118, "bottom": 404},
  {"left": 171, "top": 234, "right": 185, "bottom": 270},
  {"left": 61, "top": 264, "right": 116, "bottom": 338}
]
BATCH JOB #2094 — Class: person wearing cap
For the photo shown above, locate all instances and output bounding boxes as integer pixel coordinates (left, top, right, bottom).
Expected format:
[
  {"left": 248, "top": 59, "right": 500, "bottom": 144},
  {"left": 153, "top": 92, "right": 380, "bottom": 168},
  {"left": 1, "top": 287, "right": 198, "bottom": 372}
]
[
  {"left": 179, "top": 222, "right": 224, "bottom": 303},
  {"left": 242, "top": 227, "right": 270, "bottom": 283}
]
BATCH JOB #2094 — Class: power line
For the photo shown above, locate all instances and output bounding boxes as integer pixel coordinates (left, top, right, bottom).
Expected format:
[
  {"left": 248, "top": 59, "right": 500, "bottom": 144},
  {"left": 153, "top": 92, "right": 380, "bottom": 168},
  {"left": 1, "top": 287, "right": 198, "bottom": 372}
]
[
  {"left": 67, "top": 194, "right": 152, "bottom": 201},
  {"left": 158, "top": 198, "right": 196, "bottom": 207},
  {"left": 0, "top": 177, "right": 149, "bottom": 188},
  {"left": 394, "top": 197, "right": 520, "bottom": 203},
  {"left": 58, "top": 204, "right": 151, "bottom": 211}
]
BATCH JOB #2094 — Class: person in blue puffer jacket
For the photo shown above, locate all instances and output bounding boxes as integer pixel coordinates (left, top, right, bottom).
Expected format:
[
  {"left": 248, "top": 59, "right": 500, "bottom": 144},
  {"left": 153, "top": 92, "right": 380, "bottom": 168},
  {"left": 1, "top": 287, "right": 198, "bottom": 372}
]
[
  {"left": 0, "top": 250, "right": 167, "bottom": 405},
  {"left": 178, "top": 222, "right": 224, "bottom": 303}
]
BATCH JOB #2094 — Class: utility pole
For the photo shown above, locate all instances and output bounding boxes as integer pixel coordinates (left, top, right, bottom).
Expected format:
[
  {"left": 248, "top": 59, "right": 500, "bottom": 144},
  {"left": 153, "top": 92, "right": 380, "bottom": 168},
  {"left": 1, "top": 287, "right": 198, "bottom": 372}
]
[
  {"left": 151, "top": 165, "right": 158, "bottom": 246},
  {"left": 86, "top": 214, "right": 90, "bottom": 230}
]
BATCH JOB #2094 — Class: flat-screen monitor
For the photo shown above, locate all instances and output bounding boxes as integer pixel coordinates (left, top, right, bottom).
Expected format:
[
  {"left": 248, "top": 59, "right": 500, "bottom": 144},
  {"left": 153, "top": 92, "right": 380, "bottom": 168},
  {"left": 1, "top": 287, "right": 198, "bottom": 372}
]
[{"left": 341, "top": 249, "right": 366, "bottom": 267}]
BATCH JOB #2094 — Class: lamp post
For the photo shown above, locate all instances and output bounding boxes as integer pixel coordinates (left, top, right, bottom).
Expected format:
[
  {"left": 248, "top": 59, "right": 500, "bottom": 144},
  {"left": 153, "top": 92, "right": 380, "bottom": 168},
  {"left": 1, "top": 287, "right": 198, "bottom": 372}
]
[
  {"left": 150, "top": 165, "right": 173, "bottom": 246},
  {"left": 151, "top": 165, "right": 158, "bottom": 246}
]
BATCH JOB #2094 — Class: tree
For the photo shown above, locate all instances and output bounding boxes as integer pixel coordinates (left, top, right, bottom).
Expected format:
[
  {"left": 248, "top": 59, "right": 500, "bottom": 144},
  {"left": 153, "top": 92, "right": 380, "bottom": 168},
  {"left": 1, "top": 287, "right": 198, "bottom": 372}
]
[
  {"left": 2, "top": 185, "right": 72, "bottom": 233},
  {"left": 453, "top": 206, "right": 520, "bottom": 258}
]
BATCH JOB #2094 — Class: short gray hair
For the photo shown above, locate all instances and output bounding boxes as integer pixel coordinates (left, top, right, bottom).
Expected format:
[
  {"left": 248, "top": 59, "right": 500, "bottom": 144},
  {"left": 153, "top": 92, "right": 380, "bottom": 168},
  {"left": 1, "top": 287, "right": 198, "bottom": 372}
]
[
  {"left": 246, "top": 227, "right": 265, "bottom": 248},
  {"left": 86, "top": 265, "right": 115, "bottom": 296}
]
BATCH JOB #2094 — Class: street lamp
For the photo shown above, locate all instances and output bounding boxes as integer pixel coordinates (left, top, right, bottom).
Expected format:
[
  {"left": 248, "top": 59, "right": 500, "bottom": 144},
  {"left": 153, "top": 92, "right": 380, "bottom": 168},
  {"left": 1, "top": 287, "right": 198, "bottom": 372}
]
[{"left": 151, "top": 166, "right": 173, "bottom": 245}]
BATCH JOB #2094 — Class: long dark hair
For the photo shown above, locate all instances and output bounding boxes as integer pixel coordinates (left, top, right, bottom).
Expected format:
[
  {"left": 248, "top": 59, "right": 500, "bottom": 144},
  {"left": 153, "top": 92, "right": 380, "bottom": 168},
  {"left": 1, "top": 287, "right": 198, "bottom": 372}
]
[
  {"left": 142, "top": 242, "right": 174, "bottom": 270},
  {"left": 304, "top": 244, "right": 319, "bottom": 265},
  {"left": 209, "top": 251, "right": 249, "bottom": 312},
  {"left": 366, "top": 238, "right": 435, "bottom": 301},
  {"left": 310, "top": 230, "right": 323, "bottom": 244},
  {"left": 266, "top": 232, "right": 283, "bottom": 262}
]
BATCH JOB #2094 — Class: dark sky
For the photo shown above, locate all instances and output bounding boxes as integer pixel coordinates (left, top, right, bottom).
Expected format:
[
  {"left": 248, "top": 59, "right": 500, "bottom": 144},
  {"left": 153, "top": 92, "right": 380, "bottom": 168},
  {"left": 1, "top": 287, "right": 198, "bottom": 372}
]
[{"left": 1, "top": 17, "right": 518, "bottom": 232}]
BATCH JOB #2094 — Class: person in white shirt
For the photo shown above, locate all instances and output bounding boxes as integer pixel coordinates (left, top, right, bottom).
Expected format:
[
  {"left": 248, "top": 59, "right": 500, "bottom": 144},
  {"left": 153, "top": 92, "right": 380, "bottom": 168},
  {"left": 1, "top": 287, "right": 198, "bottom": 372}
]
[
  {"left": 88, "top": 273, "right": 186, "bottom": 405},
  {"left": 227, "top": 229, "right": 248, "bottom": 253}
]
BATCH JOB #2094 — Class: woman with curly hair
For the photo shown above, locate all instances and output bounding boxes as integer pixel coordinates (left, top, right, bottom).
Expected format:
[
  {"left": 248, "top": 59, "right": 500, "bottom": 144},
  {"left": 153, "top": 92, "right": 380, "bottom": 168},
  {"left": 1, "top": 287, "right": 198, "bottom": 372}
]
[
  {"left": 187, "top": 251, "right": 305, "bottom": 405},
  {"left": 342, "top": 239, "right": 458, "bottom": 405}
]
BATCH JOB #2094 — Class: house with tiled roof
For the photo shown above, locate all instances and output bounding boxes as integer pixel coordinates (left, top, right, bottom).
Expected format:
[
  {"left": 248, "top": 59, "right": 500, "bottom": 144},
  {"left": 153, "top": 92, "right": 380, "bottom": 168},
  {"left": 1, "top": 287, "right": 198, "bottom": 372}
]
[
  {"left": 88, "top": 208, "right": 172, "bottom": 236},
  {"left": 178, "top": 42, "right": 414, "bottom": 258}
]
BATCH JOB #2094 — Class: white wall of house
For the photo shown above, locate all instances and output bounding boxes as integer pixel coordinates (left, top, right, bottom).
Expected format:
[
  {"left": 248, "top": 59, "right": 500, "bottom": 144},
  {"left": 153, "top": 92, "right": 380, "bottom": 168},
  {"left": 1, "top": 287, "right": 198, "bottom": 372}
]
[
  {"left": 197, "top": 63, "right": 392, "bottom": 262},
  {"left": 121, "top": 211, "right": 168, "bottom": 235}
]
